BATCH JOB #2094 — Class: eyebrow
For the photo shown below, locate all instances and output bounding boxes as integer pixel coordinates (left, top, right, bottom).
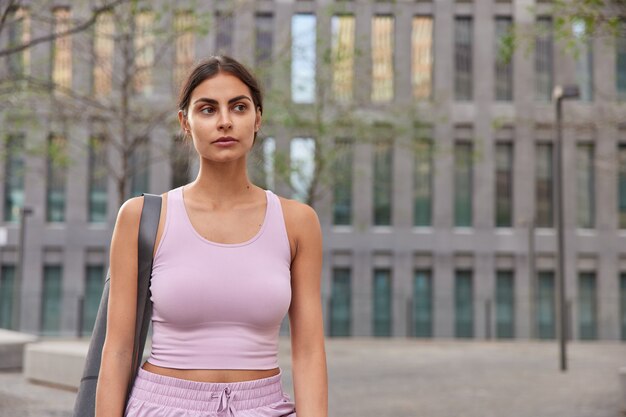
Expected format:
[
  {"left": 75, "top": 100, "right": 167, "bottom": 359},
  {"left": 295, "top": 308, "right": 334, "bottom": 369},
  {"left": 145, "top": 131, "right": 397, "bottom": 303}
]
[{"left": 192, "top": 95, "right": 252, "bottom": 106}]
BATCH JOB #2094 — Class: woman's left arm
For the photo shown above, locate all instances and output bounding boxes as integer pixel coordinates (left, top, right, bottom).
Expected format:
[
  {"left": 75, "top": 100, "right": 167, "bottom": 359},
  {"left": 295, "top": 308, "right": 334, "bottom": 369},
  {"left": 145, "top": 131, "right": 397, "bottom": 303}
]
[{"left": 288, "top": 203, "right": 328, "bottom": 417}]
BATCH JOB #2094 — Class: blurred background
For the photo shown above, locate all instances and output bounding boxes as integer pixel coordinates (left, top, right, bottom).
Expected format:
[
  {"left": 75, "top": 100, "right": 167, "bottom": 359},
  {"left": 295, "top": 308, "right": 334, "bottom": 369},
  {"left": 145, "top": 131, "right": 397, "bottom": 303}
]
[{"left": 0, "top": 0, "right": 625, "bottom": 416}]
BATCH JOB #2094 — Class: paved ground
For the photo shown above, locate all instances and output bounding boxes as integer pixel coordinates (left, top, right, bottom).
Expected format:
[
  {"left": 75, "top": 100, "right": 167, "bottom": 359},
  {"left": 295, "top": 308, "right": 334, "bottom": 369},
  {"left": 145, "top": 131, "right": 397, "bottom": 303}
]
[{"left": 1, "top": 337, "right": 625, "bottom": 417}]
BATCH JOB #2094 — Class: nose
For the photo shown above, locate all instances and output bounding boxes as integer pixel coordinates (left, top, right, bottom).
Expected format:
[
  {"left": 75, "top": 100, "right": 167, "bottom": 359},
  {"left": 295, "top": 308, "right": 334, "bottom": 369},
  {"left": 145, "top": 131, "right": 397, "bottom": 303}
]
[{"left": 218, "top": 110, "right": 232, "bottom": 131}]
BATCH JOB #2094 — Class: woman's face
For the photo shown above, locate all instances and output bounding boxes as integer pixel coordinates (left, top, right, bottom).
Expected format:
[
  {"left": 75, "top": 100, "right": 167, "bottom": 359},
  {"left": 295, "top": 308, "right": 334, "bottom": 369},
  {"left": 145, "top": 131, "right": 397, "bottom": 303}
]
[{"left": 179, "top": 72, "right": 261, "bottom": 163}]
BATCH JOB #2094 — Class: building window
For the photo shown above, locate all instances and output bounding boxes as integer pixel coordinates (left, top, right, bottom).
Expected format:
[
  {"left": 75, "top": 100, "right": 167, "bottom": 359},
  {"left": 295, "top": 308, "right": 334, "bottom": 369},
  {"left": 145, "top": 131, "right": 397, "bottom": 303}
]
[
  {"left": 46, "top": 134, "right": 67, "bottom": 223},
  {"left": 128, "top": 137, "right": 150, "bottom": 199},
  {"left": 535, "top": 16, "right": 553, "bottom": 102},
  {"left": 573, "top": 20, "right": 593, "bottom": 102},
  {"left": 331, "top": 14, "right": 355, "bottom": 102},
  {"left": 454, "top": 16, "right": 473, "bottom": 101},
  {"left": 255, "top": 13, "right": 273, "bottom": 89},
  {"left": 41, "top": 265, "right": 62, "bottom": 336},
  {"left": 413, "top": 135, "right": 432, "bottom": 226},
  {"left": 373, "top": 268, "right": 392, "bottom": 337},
  {"left": 83, "top": 265, "right": 104, "bottom": 335},
  {"left": 495, "top": 16, "right": 513, "bottom": 101},
  {"left": 52, "top": 7, "right": 72, "bottom": 91},
  {"left": 577, "top": 143, "right": 595, "bottom": 228},
  {"left": 173, "top": 11, "right": 195, "bottom": 92},
  {"left": 495, "top": 142, "right": 513, "bottom": 227},
  {"left": 619, "top": 144, "right": 626, "bottom": 228},
  {"left": 290, "top": 137, "right": 315, "bottom": 203},
  {"left": 371, "top": 15, "right": 394, "bottom": 102},
  {"left": 496, "top": 270, "right": 515, "bottom": 338},
  {"left": 373, "top": 139, "right": 393, "bottom": 226},
  {"left": 171, "top": 135, "right": 191, "bottom": 189},
  {"left": 412, "top": 15, "right": 433, "bottom": 100},
  {"left": 455, "top": 270, "right": 473, "bottom": 338},
  {"left": 330, "top": 267, "right": 351, "bottom": 337},
  {"left": 578, "top": 272, "right": 597, "bottom": 340},
  {"left": 291, "top": 14, "right": 316, "bottom": 103},
  {"left": 617, "top": 20, "right": 626, "bottom": 100},
  {"left": 93, "top": 11, "right": 114, "bottom": 96},
  {"left": 0, "top": 266, "right": 16, "bottom": 330},
  {"left": 454, "top": 141, "right": 473, "bottom": 227},
  {"left": 413, "top": 270, "right": 432, "bottom": 337},
  {"left": 88, "top": 135, "right": 108, "bottom": 223},
  {"left": 3, "top": 134, "right": 25, "bottom": 223},
  {"left": 535, "top": 143, "right": 554, "bottom": 228},
  {"left": 619, "top": 272, "right": 626, "bottom": 340},
  {"left": 536, "top": 271, "right": 555, "bottom": 339},
  {"left": 215, "top": 10, "right": 234, "bottom": 56},
  {"left": 134, "top": 10, "right": 154, "bottom": 95},
  {"left": 333, "top": 139, "right": 353, "bottom": 226},
  {"left": 6, "top": 6, "right": 31, "bottom": 79}
]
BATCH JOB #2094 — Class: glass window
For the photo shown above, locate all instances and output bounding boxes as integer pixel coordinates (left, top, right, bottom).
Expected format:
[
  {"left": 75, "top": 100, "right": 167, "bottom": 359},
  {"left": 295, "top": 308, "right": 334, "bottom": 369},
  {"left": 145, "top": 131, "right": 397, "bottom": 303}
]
[
  {"left": 3, "top": 134, "right": 25, "bottom": 223},
  {"left": 134, "top": 10, "right": 154, "bottom": 95},
  {"left": 577, "top": 143, "right": 595, "bottom": 228},
  {"left": 618, "top": 144, "right": 626, "bottom": 228},
  {"left": 373, "top": 269, "right": 392, "bottom": 337},
  {"left": 621, "top": 273, "right": 626, "bottom": 341},
  {"left": 412, "top": 16, "right": 433, "bottom": 100},
  {"left": 535, "top": 143, "right": 554, "bottom": 228},
  {"left": 496, "top": 270, "right": 515, "bottom": 338},
  {"left": 578, "top": 272, "right": 597, "bottom": 340},
  {"left": 41, "top": 265, "right": 62, "bottom": 336},
  {"left": 0, "top": 266, "right": 16, "bottom": 330},
  {"left": 495, "top": 142, "right": 513, "bottom": 227},
  {"left": 413, "top": 135, "right": 432, "bottom": 226},
  {"left": 290, "top": 137, "right": 315, "bottom": 202},
  {"left": 333, "top": 139, "right": 353, "bottom": 226},
  {"left": 455, "top": 16, "right": 473, "bottom": 101},
  {"left": 372, "top": 15, "right": 394, "bottom": 102},
  {"left": 331, "top": 14, "right": 355, "bottom": 102},
  {"left": 52, "top": 7, "right": 72, "bottom": 91},
  {"left": 128, "top": 137, "right": 150, "bottom": 199},
  {"left": 6, "top": 6, "right": 31, "bottom": 79},
  {"left": 93, "top": 11, "right": 114, "bottom": 96},
  {"left": 330, "top": 267, "right": 351, "bottom": 337},
  {"left": 255, "top": 13, "right": 273, "bottom": 89},
  {"left": 536, "top": 271, "right": 555, "bottom": 339},
  {"left": 373, "top": 139, "right": 393, "bottom": 226},
  {"left": 83, "top": 265, "right": 104, "bottom": 335},
  {"left": 616, "top": 20, "right": 626, "bottom": 100},
  {"left": 535, "top": 16, "right": 553, "bottom": 102},
  {"left": 573, "top": 20, "right": 593, "bottom": 102},
  {"left": 291, "top": 14, "right": 316, "bottom": 103},
  {"left": 215, "top": 10, "right": 234, "bottom": 56},
  {"left": 46, "top": 134, "right": 67, "bottom": 223},
  {"left": 413, "top": 270, "right": 432, "bottom": 337},
  {"left": 495, "top": 16, "right": 513, "bottom": 101},
  {"left": 171, "top": 135, "right": 191, "bottom": 189},
  {"left": 454, "top": 141, "right": 473, "bottom": 227},
  {"left": 173, "top": 11, "right": 195, "bottom": 92},
  {"left": 455, "top": 270, "right": 473, "bottom": 338},
  {"left": 88, "top": 135, "right": 108, "bottom": 223}
]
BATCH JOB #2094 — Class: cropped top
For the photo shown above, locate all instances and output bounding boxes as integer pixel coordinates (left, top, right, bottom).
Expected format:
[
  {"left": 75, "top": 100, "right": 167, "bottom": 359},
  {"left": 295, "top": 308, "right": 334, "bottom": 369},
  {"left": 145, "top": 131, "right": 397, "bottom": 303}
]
[{"left": 146, "top": 185, "right": 292, "bottom": 370}]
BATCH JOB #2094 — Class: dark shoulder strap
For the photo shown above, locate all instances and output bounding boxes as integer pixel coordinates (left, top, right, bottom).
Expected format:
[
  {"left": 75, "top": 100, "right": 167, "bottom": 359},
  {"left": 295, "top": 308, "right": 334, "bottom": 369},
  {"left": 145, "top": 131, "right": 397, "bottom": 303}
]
[{"left": 126, "top": 193, "right": 162, "bottom": 402}]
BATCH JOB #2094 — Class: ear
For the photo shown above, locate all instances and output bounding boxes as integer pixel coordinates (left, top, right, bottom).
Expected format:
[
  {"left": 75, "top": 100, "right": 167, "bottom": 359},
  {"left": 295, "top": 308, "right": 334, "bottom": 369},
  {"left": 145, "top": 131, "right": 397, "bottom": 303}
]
[
  {"left": 254, "top": 107, "right": 262, "bottom": 132},
  {"left": 178, "top": 110, "right": 190, "bottom": 133}
]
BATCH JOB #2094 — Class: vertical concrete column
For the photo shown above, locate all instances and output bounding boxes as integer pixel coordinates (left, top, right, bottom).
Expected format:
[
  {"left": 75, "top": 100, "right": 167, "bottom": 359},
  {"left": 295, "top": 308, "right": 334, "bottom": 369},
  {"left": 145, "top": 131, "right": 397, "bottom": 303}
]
[
  {"left": 394, "top": 1, "right": 412, "bottom": 106},
  {"left": 434, "top": 252, "right": 454, "bottom": 338},
  {"left": 475, "top": 252, "right": 495, "bottom": 339},
  {"left": 353, "top": 1, "right": 372, "bottom": 106},
  {"left": 234, "top": 0, "right": 255, "bottom": 66},
  {"left": 515, "top": 253, "right": 532, "bottom": 338},
  {"left": 149, "top": 125, "right": 172, "bottom": 194},
  {"left": 352, "top": 249, "right": 371, "bottom": 337},
  {"left": 394, "top": 250, "right": 413, "bottom": 337}
]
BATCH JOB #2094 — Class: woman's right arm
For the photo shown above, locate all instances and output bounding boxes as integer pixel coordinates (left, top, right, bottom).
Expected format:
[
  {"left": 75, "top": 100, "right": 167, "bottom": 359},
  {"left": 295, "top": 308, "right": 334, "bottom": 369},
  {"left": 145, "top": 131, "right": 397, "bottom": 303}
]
[{"left": 95, "top": 196, "right": 144, "bottom": 417}]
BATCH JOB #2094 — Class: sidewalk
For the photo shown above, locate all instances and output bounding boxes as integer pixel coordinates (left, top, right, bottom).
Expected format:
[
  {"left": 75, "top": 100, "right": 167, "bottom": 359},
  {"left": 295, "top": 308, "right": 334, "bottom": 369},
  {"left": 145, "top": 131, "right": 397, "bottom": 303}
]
[{"left": 0, "top": 337, "right": 624, "bottom": 417}]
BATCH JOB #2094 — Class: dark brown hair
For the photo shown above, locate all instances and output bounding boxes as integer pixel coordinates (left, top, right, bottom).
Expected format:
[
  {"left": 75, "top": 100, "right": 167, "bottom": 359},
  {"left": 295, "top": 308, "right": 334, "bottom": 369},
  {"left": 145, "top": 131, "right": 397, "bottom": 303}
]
[{"left": 177, "top": 55, "right": 263, "bottom": 144}]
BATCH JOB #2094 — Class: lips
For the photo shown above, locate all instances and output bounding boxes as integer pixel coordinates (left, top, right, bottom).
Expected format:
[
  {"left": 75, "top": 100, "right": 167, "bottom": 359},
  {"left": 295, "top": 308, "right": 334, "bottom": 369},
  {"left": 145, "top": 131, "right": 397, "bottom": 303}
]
[{"left": 214, "top": 136, "right": 237, "bottom": 143}]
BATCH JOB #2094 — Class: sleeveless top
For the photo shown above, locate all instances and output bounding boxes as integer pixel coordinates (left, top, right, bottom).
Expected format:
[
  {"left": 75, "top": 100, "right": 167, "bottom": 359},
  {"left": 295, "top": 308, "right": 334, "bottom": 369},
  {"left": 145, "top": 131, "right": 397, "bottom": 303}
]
[{"left": 146, "top": 185, "right": 292, "bottom": 370}]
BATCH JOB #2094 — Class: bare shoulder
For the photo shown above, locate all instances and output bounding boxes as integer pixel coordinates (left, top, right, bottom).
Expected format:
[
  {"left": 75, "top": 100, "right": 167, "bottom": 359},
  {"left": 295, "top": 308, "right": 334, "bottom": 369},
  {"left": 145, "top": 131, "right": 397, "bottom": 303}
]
[{"left": 276, "top": 195, "right": 321, "bottom": 258}]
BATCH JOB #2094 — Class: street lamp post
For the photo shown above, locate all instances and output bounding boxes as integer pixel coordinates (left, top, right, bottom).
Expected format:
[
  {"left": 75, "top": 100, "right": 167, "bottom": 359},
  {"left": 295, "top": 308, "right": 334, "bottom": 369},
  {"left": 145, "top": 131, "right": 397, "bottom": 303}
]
[
  {"left": 12, "top": 206, "right": 34, "bottom": 332},
  {"left": 553, "top": 84, "right": 580, "bottom": 372}
]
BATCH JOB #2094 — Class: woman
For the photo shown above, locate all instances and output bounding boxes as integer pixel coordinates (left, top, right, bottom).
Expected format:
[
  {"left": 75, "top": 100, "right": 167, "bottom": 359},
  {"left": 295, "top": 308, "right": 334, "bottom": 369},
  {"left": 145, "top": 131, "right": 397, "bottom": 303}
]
[{"left": 95, "top": 55, "right": 328, "bottom": 417}]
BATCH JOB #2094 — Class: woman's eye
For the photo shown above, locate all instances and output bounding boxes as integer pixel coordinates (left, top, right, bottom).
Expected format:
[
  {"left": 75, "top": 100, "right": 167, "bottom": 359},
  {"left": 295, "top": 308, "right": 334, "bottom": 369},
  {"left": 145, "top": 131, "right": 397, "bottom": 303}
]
[
  {"left": 200, "top": 107, "right": 215, "bottom": 114},
  {"left": 233, "top": 104, "right": 247, "bottom": 112}
]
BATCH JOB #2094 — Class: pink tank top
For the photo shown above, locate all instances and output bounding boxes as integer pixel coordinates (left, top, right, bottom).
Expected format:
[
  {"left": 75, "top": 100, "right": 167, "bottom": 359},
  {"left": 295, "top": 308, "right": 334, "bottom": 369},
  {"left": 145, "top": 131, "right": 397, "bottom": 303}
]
[{"left": 146, "top": 185, "right": 292, "bottom": 370}]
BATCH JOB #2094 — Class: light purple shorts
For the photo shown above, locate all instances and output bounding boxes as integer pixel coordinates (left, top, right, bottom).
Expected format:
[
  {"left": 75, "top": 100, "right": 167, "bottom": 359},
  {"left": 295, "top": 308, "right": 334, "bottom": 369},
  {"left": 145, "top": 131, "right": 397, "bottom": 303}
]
[{"left": 124, "top": 367, "right": 296, "bottom": 417}]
